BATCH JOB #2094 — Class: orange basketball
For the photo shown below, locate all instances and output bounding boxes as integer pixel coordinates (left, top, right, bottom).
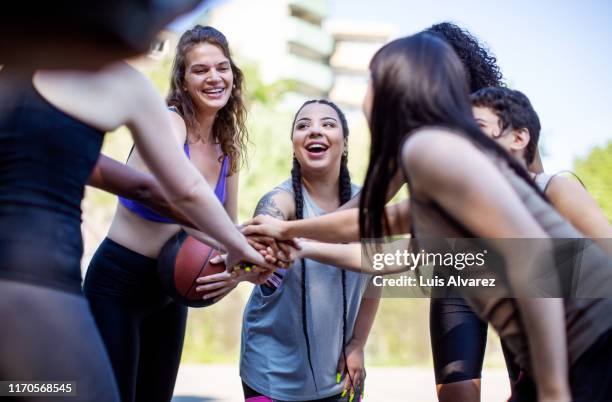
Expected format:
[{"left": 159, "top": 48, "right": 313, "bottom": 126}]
[{"left": 158, "top": 231, "right": 226, "bottom": 307}]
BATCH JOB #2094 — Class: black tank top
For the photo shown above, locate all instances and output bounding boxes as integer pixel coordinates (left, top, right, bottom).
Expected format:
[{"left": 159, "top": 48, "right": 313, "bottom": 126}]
[{"left": 0, "top": 78, "right": 104, "bottom": 292}]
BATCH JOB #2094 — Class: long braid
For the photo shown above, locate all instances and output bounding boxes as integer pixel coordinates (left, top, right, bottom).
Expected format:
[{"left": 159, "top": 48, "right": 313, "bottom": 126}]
[
  {"left": 338, "top": 152, "right": 355, "bottom": 393},
  {"left": 292, "top": 157, "right": 318, "bottom": 391},
  {"left": 339, "top": 154, "right": 352, "bottom": 206}
]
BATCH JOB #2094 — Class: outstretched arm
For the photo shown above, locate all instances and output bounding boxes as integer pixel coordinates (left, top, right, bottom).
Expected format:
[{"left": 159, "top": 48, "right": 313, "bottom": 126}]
[
  {"left": 293, "top": 239, "right": 412, "bottom": 275},
  {"left": 243, "top": 199, "right": 411, "bottom": 243},
  {"left": 88, "top": 154, "right": 194, "bottom": 227}
]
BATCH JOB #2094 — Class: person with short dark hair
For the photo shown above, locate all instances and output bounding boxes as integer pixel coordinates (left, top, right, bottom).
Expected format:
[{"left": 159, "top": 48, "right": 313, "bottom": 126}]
[
  {"left": 472, "top": 87, "right": 541, "bottom": 166},
  {"left": 472, "top": 86, "right": 612, "bottom": 254}
]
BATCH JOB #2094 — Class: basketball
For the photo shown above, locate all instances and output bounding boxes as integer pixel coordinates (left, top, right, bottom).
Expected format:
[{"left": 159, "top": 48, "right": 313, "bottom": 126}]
[{"left": 158, "top": 230, "right": 226, "bottom": 307}]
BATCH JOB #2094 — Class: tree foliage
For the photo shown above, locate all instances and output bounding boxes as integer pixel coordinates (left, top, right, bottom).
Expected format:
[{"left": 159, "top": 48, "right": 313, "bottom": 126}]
[{"left": 574, "top": 141, "right": 612, "bottom": 220}]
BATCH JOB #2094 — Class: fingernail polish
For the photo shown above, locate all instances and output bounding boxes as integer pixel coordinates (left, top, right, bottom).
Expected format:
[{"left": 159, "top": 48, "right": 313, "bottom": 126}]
[
  {"left": 336, "top": 372, "right": 341, "bottom": 384},
  {"left": 341, "top": 389, "right": 347, "bottom": 398},
  {"left": 349, "top": 392, "right": 355, "bottom": 402}
]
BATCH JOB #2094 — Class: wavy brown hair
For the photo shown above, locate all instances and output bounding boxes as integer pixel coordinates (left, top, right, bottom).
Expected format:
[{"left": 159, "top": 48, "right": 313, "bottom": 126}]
[{"left": 167, "top": 25, "right": 247, "bottom": 174}]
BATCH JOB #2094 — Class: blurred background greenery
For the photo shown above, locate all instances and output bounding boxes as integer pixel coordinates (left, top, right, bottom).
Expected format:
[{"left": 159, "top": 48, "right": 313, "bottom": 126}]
[{"left": 81, "top": 51, "right": 612, "bottom": 369}]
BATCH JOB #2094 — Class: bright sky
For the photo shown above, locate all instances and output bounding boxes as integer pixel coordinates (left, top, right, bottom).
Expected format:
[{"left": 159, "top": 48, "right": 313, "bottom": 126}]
[
  {"left": 170, "top": 0, "right": 612, "bottom": 171},
  {"left": 330, "top": 0, "right": 612, "bottom": 171}
]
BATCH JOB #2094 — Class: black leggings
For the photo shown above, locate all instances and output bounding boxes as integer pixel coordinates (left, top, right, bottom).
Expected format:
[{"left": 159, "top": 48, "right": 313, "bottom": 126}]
[
  {"left": 431, "top": 297, "right": 521, "bottom": 384},
  {"left": 83, "top": 238, "right": 187, "bottom": 402},
  {"left": 0, "top": 279, "right": 120, "bottom": 402}
]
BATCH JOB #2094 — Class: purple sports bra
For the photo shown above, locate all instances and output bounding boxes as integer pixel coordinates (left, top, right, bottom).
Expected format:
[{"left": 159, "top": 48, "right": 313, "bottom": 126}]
[{"left": 119, "top": 144, "right": 230, "bottom": 224}]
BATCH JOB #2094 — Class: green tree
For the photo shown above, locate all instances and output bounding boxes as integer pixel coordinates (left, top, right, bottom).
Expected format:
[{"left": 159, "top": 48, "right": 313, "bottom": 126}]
[{"left": 574, "top": 141, "right": 612, "bottom": 220}]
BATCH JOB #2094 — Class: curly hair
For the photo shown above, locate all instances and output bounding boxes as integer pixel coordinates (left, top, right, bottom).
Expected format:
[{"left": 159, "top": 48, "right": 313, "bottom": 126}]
[
  {"left": 471, "top": 87, "right": 541, "bottom": 164},
  {"left": 426, "top": 22, "right": 504, "bottom": 92},
  {"left": 167, "top": 25, "right": 247, "bottom": 175}
]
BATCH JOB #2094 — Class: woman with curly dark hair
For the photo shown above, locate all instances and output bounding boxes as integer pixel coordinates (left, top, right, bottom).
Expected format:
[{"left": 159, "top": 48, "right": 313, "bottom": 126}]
[
  {"left": 83, "top": 26, "right": 253, "bottom": 402},
  {"left": 426, "top": 22, "right": 504, "bottom": 92}
]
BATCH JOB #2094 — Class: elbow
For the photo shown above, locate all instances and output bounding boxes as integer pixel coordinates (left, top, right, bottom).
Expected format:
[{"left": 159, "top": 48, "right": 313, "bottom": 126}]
[{"left": 167, "top": 177, "right": 204, "bottom": 207}]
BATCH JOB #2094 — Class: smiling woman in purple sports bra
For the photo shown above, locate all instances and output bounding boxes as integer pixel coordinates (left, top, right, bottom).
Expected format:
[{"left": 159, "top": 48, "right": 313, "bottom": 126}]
[{"left": 83, "top": 26, "right": 248, "bottom": 402}]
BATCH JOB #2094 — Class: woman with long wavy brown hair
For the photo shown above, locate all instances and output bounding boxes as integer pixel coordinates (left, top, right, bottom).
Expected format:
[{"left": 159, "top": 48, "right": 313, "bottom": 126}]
[{"left": 83, "top": 25, "right": 252, "bottom": 402}]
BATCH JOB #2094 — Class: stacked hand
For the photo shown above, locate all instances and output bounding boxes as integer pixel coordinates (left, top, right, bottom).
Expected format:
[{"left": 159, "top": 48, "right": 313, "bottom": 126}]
[
  {"left": 244, "top": 234, "right": 296, "bottom": 268},
  {"left": 242, "top": 215, "right": 308, "bottom": 264},
  {"left": 194, "top": 226, "right": 301, "bottom": 304}
]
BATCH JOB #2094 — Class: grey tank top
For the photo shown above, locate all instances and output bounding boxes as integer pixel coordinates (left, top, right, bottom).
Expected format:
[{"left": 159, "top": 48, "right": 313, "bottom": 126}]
[
  {"left": 405, "top": 127, "right": 612, "bottom": 373},
  {"left": 240, "top": 179, "right": 369, "bottom": 401}
]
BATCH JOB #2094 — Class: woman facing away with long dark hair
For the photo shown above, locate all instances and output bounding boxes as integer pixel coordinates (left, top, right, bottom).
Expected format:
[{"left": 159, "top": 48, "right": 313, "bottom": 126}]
[{"left": 358, "top": 32, "right": 612, "bottom": 402}]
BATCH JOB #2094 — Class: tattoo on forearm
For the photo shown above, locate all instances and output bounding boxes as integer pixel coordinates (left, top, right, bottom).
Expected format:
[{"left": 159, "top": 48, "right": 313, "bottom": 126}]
[{"left": 254, "top": 190, "right": 286, "bottom": 219}]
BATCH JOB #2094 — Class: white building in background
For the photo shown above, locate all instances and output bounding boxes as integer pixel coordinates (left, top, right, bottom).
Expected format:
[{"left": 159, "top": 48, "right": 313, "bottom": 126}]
[
  {"left": 209, "top": 0, "right": 334, "bottom": 107},
  {"left": 164, "top": 0, "right": 397, "bottom": 112},
  {"left": 327, "top": 20, "right": 397, "bottom": 115}
]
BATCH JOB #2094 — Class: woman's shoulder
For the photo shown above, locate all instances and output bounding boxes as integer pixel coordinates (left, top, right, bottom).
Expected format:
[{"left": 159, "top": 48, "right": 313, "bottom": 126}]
[
  {"left": 33, "top": 63, "right": 151, "bottom": 132},
  {"left": 401, "top": 126, "right": 476, "bottom": 171},
  {"left": 252, "top": 179, "right": 296, "bottom": 220},
  {"left": 275, "top": 178, "right": 296, "bottom": 195}
]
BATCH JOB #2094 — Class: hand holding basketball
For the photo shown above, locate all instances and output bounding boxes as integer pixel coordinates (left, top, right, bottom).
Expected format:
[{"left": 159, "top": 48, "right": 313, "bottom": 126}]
[{"left": 194, "top": 269, "right": 239, "bottom": 303}]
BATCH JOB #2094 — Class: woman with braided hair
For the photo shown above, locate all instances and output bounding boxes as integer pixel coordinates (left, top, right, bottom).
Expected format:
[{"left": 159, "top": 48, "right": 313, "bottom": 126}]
[{"left": 239, "top": 100, "right": 379, "bottom": 401}]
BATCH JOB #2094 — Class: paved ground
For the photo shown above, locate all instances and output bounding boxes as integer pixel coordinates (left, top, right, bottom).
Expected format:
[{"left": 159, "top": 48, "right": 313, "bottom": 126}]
[{"left": 173, "top": 364, "right": 511, "bottom": 402}]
